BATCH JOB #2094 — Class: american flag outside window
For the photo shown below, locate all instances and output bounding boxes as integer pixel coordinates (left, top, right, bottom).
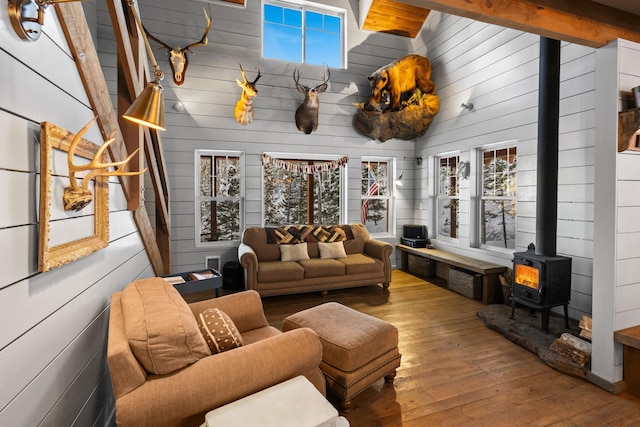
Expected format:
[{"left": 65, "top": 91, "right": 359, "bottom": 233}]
[{"left": 361, "top": 168, "right": 379, "bottom": 223}]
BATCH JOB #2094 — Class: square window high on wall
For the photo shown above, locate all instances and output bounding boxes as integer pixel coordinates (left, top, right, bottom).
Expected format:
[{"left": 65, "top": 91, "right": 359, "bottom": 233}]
[
  {"left": 195, "top": 150, "right": 245, "bottom": 247},
  {"left": 436, "top": 154, "right": 460, "bottom": 240},
  {"left": 262, "top": 0, "right": 346, "bottom": 68},
  {"left": 478, "top": 144, "right": 517, "bottom": 250}
]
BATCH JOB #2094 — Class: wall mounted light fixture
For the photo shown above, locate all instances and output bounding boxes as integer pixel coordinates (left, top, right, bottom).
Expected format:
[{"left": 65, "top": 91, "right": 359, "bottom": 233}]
[
  {"left": 121, "top": 0, "right": 166, "bottom": 131},
  {"left": 8, "top": 0, "right": 83, "bottom": 41},
  {"left": 461, "top": 102, "right": 474, "bottom": 111}
]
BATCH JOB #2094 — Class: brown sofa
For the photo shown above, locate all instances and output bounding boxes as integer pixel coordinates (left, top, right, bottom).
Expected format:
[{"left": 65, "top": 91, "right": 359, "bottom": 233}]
[
  {"left": 238, "top": 224, "right": 392, "bottom": 297},
  {"left": 107, "top": 279, "right": 324, "bottom": 427}
]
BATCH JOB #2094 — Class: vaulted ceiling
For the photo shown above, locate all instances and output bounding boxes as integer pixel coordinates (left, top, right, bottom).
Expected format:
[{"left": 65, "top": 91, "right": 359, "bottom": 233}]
[{"left": 361, "top": 0, "right": 640, "bottom": 47}]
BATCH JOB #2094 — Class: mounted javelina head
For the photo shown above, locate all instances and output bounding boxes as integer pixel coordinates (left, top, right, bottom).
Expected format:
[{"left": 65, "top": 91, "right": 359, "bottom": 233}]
[{"left": 293, "top": 67, "right": 330, "bottom": 134}]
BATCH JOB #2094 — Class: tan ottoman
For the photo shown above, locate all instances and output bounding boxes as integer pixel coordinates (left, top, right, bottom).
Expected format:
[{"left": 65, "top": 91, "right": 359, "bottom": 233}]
[{"left": 282, "top": 302, "right": 401, "bottom": 411}]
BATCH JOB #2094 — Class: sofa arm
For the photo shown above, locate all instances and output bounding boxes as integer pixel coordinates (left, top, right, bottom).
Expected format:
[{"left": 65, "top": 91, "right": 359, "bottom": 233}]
[
  {"left": 238, "top": 243, "right": 258, "bottom": 291},
  {"left": 115, "top": 327, "right": 323, "bottom": 427},
  {"left": 189, "top": 290, "right": 269, "bottom": 333},
  {"left": 365, "top": 239, "right": 393, "bottom": 284}
]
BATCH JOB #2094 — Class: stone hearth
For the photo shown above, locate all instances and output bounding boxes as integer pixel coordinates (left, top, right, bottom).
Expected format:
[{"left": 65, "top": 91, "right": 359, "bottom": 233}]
[{"left": 477, "top": 304, "right": 588, "bottom": 379}]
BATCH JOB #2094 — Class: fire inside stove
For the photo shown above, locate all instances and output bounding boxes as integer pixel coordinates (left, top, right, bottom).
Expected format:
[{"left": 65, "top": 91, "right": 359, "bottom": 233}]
[{"left": 515, "top": 264, "right": 539, "bottom": 290}]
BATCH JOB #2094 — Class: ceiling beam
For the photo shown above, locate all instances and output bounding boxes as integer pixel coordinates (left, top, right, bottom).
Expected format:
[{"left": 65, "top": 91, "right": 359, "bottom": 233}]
[{"left": 397, "top": 0, "right": 640, "bottom": 47}]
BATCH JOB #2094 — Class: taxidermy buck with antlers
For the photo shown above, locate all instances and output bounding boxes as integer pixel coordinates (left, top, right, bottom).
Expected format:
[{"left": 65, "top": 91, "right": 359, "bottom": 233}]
[
  {"left": 293, "top": 67, "right": 330, "bottom": 134},
  {"left": 144, "top": 7, "right": 211, "bottom": 86},
  {"left": 64, "top": 117, "right": 146, "bottom": 212},
  {"left": 234, "top": 64, "right": 262, "bottom": 125}
]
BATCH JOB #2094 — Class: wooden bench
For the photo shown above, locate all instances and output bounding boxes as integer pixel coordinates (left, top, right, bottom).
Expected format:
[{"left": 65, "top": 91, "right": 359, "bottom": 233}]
[
  {"left": 396, "top": 244, "right": 508, "bottom": 304},
  {"left": 614, "top": 325, "right": 640, "bottom": 397}
]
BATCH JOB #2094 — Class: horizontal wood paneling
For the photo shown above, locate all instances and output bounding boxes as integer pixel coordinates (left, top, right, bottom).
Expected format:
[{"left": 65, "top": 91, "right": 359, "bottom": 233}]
[
  {"left": 0, "top": 3, "right": 151, "bottom": 426},
  {"left": 96, "top": 0, "right": 421, "bottom": 273},
  {"left": 413, "top": 11, "right": 597, "bottom": 317}
]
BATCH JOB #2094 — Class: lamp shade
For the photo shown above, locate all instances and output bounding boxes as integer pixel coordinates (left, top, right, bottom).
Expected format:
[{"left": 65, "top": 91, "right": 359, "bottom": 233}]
[{"left": 123, "top": 81, "right": 166, "bottom": 131}]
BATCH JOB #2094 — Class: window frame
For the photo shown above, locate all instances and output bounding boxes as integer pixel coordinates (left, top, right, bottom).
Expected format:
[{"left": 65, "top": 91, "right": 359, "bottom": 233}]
[
  {"left": 194, "top": 149, "right": 245, "bottom": 248},
  {"left": 475, "top": 141, "right": 517, "bottom": 253},
  {"left": 261, "top": 152, "right": 348, "bottom": 226},
  {"left": 361, "top": 157, "right": 396, "bottom": 238},
  {"left": 261, "top": 0, "right": 347, "bottom": 68},
  {"left": 435, "top": 152, "right": 460, "bottom": 242}
]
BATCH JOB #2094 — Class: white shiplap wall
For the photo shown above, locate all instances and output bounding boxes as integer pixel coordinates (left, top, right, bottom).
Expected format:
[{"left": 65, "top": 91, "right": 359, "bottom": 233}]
[
  {"left": 97, "top": 0, "right": 421, "bottom": 274},
  {"left": 412, "top": 12, "right": 597, "bottom": 321},
  {"left": 0, "top": 3, "right": 152, "bottom": 426},
  {"left": 592, "top": 39, "right": 640, "bottom": 387}
]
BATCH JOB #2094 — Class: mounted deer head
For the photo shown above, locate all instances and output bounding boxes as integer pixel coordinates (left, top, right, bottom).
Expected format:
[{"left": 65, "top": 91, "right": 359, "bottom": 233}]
[
  {"left": 64, "top": 117, "right": 147, "bottom": 212},
  {"left": 144, "top": 7, "right": 211, "bottom": 86},
  {"left": 234, "top": 64, "right": 262, "bottom": 125},
  {"left": 293, "top": 66, "right": 330, "bottom": 134}
]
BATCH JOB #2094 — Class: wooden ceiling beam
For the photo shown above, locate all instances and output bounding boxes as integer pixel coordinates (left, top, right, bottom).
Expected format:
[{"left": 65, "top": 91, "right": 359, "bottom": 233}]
[{"left": 397, "top": 0, "right": 640, "bottom": 47}]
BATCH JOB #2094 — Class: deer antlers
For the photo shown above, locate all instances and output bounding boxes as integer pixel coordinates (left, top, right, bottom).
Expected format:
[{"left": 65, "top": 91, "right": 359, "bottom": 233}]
[
  {"left": 64, "top": 117, "right": 147, "bottom": 212},
  {"left": 293, "top": 66, "right": 330, "bottom": 134},
  {"left": 235, "top": 63, "right": 262, "bottom": 125},
  {"left": 144, "top": 6, "right": 211, "bottom": 85}
]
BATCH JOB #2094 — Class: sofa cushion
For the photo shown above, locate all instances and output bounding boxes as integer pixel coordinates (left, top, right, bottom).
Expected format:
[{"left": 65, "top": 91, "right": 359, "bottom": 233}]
[
  {"left": 338, "top": 253, "right": 383, "bottom": 275},
  {"left": 120, "top": 278, "right": 211, "bottom": 375},
  {"left": 258, "top": 261, "right": 305, "bottom": 283},
  {"left": 197, "top": 308, "right": 244, "bottom": 354},
  {"left": 298, "top": 258, "right": 346, "bottom": 278},
  {"left": 280, "top": 242, "right": 310, "bottom": 262},
  {"left": 318, "top": 241, "right": 347, "bottom": 259}
]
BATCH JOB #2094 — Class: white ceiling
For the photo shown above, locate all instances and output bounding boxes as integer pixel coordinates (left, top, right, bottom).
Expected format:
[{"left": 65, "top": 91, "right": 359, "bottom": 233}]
[{"left": 594, "top": 0, "right": 640, "bottom": 16}]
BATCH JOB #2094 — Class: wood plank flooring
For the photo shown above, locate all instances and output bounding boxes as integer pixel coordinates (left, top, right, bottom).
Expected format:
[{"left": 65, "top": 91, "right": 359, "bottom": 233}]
[{"left": 260, "top": 270, "right": 640, "bottom": 426}]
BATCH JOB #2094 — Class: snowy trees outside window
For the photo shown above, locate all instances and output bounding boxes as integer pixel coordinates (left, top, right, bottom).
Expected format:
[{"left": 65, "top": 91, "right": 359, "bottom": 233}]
[
  {"left": 196, "top": 150, "right": 244, "bottom": 245},
  {"left": 436, "top": 155, "right": 459, "bottom": 239},
  {"left": 480, "top": 146, "right": 516, "bottom": 249},
  {"left": 263, "top": 158, "right": 342, "bottom": 226},
  {"left": 361, "top": 159, "right": 391, "bottom": 234}
]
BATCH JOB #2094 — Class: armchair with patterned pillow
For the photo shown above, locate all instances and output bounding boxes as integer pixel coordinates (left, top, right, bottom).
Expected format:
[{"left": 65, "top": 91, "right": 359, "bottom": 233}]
[{"left": 107, "top": 278, "right": 324, "bottom": 427}]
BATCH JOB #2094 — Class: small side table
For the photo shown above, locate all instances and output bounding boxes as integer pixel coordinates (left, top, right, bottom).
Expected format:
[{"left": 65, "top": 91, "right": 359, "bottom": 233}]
[
  {"left": 202, "top": 376, "right": 349, "bottom": 427},
  {"left": 162, "top": 269, "right": 222, "bottom": 298}
]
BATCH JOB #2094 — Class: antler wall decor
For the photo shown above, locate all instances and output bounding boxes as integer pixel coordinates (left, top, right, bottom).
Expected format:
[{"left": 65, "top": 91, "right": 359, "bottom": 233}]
[
  {"left": 234, "top": 63, "right": 262, "bottom": 125},
  {"left": 64, "top": 117, "right": 146, "bottom": 212},
  {"left": 144, "top": 6, "right": 211, "bottom": 85},
  {"left": 293, "top": 66, "right": 330, "bottom": 134}
]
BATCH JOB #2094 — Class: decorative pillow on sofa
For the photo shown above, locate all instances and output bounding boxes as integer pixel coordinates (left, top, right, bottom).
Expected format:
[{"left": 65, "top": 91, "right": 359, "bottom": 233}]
[
  {"left": 198, "top": 308, "right": 244, "bottom": 354},
  {"left": 318, "top": 241, "right": 347, "bottom": 259},
  {"left": 120, "top": 277, "right": 211, "bottom": 375},
  {"left": 280, "top": 242, "right": 310, "bottom": 262}
]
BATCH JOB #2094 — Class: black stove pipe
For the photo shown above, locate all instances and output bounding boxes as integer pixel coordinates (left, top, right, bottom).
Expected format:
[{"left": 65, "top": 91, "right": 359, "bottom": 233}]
[{"left": 536, "top": 37, "right": 561, "bottom": 257}]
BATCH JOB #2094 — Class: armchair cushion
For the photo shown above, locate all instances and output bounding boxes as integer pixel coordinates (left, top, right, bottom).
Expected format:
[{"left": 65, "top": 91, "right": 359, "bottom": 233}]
[
  {"left": 121, "top": 278, "right": 211, "bottom": 375},
  {"left": 197, "top": 308, "right": 244, "bottom": 354}
]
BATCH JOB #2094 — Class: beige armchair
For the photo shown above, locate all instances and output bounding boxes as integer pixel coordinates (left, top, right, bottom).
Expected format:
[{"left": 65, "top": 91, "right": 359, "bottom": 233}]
[{"left": 107, "top": 280, "right": 325, "bottom": 427}]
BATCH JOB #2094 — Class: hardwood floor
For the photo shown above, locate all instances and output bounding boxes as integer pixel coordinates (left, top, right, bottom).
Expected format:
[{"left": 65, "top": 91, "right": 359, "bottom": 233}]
[{"left": 260, "top": 270, "right": 640, "bottom": 426}]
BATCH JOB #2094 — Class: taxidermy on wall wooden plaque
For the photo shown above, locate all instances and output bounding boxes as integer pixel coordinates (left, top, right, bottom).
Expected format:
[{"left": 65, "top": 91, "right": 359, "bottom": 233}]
[
  {"left": 354, "top": 54, "right": 440, "bottom": 142},
  {"left": 144, "top": 7, "right": 211, "bottom": 86},
  {"left": 235, "top": 64, "right": 262, "bottom": 125},
  {"left": 293, "top": 66, "right": 330, "bottom": 134}
]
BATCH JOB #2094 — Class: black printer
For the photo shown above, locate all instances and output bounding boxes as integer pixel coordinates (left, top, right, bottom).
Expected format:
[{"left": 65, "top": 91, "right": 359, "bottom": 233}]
[{"left": 400, "top": 224, "right": 430, "bottom": 248}]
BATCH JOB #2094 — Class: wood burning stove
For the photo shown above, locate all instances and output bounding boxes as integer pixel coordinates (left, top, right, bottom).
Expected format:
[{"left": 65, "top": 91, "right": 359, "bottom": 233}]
[
  {"left": 511, "top": 243, "right": 572, "bottom": 333},
  {"left": 508, "top": 37, "right": 573, "bottom": 334}
]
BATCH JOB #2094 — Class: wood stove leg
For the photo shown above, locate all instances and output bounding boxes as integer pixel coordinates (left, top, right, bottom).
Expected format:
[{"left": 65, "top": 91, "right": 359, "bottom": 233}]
[
  {"left": 542, "top": 307, "right": 550, "bottom": 333},
  {"left": 510, "top": 298, "right": 516, "bottom": 319},
  {"left": 563, "top": 304, "right": 569, "bottom": 328}
]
